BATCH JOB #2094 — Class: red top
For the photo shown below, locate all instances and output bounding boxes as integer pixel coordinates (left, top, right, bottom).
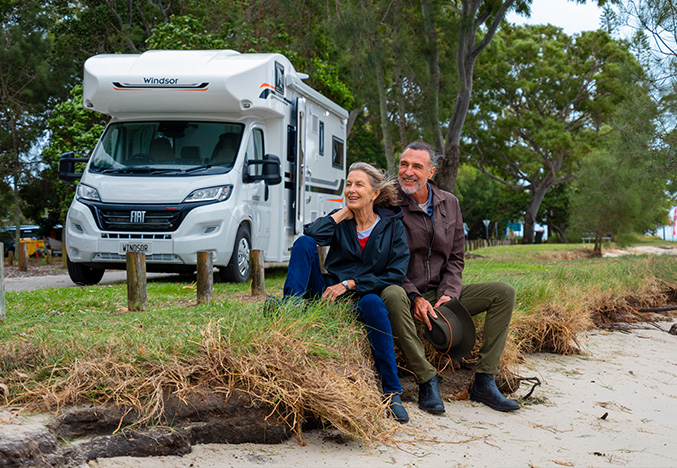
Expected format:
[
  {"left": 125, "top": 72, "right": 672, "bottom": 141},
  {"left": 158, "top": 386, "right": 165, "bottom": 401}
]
[{"left": 358, "top": 236, "right": 369, "bottom": 253}]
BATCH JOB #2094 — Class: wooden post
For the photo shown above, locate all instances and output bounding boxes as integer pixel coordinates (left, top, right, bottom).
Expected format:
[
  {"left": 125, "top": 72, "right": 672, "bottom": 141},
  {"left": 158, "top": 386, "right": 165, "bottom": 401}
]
[
  {"left": 250, "top": 249, "right": 265, "bottom": 296},
  {"left": 196, "top": 251, "right": 213, "bottom": 305},
  {"left": 18, "top": 243, "right": 28, "bottom": 272},
  {"left": 126, "top": 251, "right": 147, "bottom": 311},
  {"left": 63, "top": 240, "right": 67, "bottom": 269},
  {"left": 0, "top": 242, "right": 5, "bottom": 322},
  {"left": 46, "top": 250, "right": 52, "bottom": 265},
  {"left": 7, "top": 250, "right": 13, "bottom": 266},
  {"left": 317, "top": 246, "right": 328, "bottom": 274}
]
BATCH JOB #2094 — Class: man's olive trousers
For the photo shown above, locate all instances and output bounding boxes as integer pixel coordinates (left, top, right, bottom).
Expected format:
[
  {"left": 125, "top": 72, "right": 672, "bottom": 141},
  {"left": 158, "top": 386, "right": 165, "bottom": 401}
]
[{"left": 381, "top": 282, "right": 515, "bottom": 384}]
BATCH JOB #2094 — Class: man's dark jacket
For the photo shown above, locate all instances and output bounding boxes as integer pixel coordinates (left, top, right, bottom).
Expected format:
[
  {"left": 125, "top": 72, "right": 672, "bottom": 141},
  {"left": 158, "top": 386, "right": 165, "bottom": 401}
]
[
  {"left": 397, "top": 183, "right": 465, "bottom": 301},
  {"left": 304, "top": 205, "right": 410, "bottom": 295}
]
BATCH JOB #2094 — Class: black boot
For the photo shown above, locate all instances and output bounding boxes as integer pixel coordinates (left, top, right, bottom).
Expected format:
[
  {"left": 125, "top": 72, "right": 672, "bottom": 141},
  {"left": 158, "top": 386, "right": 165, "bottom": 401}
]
[
  {"left": 469, "top": 373, "right": 520, "bottom": 412},
  {"left": 387, "top": 394, "right": 409, "bottom": 424},
  {"left": 418, "top": 375, "right": 445, "bottom": 414}
]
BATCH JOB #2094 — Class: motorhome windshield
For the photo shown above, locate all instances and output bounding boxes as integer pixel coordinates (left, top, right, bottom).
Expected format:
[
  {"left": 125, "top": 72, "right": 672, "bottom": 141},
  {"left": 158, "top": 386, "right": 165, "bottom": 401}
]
[{"left": 89, "top": 121, "right": 245, "bottom": 176}]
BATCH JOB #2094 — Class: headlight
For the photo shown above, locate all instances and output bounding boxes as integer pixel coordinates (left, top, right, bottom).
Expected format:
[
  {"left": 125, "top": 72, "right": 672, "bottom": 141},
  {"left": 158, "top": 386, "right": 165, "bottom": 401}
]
[
  {"left": 183, "top": 185, "right": 233, "bottom": 203},
  {"left": 76, "top": 183, "right": 101, "bottom": 201}
]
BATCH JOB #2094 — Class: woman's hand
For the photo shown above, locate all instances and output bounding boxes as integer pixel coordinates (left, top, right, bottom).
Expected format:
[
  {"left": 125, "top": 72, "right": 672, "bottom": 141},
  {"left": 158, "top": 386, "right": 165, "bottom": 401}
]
[
  {"left": 321, "top": 279, "right": 355, "bottom": 302},
  {"left": 330, "top": 206, "right": 354, "bottom": 224}
]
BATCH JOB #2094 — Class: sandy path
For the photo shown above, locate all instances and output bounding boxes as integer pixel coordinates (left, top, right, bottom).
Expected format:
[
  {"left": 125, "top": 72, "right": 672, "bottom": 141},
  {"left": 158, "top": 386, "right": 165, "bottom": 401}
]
[{"left": 87, "top": 322, "right": 677, "bottom": 468}]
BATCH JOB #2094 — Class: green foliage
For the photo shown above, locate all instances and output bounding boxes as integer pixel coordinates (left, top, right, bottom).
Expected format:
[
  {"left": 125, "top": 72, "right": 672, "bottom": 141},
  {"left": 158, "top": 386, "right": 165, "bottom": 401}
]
[
  {"left": 455, "top": 164, "right": 528, "bottom": 239},
  {"left": 146, "top": 14, "right": 226, "bottom": 50},
  {"left": 569, "top": 76, "right": 670, "bottom": 253},
  {"left": 347, "top": 113, "right": 386, "bottom": 169},
  {"left": 36, "top": 85, "right": 107, "bottom": 224}
]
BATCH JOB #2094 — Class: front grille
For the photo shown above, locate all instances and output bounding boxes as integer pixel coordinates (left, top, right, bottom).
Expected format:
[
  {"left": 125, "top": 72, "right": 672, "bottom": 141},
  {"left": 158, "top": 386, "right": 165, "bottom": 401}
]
[
  {"left": 93, "top": 253, "right": 181, "bottom": 262},
  {"left": 98, "top": 208, "right": 182, "bottom": 231},
  {"left": 83, "top": 200, "right": 217, "bottom": 233}
]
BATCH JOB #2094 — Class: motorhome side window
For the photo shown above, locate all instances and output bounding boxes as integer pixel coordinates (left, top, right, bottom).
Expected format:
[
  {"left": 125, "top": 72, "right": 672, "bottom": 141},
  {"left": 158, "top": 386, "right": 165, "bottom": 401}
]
[
  {"left": 87, "top": 121, "right": 244, "bottom": 176},
  {"left": 246, "top": 128, "right": 265, "bottom": 178},
  {"left": 331, "top": 136, "right": 344, "bottom": 169}
]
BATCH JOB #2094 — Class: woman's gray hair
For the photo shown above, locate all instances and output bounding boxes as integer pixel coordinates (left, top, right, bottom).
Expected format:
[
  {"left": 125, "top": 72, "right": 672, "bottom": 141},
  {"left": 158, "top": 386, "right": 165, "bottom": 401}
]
[
  {"left": 348, "top": 162, "right": 398, "bottom": 207},
  {"left": 402, "top": 140, "right": 441, "bottom": 169}
]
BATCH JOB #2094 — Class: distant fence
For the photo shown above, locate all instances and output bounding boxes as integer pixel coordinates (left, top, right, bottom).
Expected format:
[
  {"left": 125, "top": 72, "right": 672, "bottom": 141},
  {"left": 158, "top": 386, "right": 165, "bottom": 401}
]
[{"left": 465, "top": 238, "right": 518, "bottom": 253}]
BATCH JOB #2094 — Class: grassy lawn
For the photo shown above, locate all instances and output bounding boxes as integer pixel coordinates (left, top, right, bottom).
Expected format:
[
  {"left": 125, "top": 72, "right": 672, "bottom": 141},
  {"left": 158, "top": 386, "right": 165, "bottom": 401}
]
[{"left": 1, "top": 242, "right": 675, "bottom": 441}]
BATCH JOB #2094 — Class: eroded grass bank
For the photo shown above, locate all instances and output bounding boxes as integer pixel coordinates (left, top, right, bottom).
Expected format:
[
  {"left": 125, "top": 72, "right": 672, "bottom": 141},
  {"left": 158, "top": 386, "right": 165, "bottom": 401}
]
[{"left": 1, "top": 245, "right": 675, "bottom": 443}]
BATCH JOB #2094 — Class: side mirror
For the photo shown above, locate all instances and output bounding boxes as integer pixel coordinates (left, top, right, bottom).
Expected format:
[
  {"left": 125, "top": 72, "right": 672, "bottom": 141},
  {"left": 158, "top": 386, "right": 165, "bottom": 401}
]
[
  {"left": 244, "top": 154, "right": 282, "bottom": 185},
  {"left": 58, "top": 152, "right": 89, "bottom": 183}
]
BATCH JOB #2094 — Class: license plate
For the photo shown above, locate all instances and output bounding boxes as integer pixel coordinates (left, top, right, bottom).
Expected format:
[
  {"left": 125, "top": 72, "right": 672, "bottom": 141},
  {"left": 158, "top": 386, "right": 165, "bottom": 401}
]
[{"left": 119, "top": 242, "right": 152, "bottom": 255}]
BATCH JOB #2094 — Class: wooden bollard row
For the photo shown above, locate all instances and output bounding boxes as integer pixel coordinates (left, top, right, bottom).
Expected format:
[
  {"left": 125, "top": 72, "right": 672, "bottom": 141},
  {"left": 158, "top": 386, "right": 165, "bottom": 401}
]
[{"left": 124, "top": 249, "right": 266, "bottom": 311}]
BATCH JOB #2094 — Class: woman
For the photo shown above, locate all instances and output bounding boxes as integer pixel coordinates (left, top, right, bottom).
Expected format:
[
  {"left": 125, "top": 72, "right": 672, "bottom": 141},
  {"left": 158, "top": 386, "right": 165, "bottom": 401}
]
[{"left": 281, "top": 162, "right": 410, "bottom": 423}]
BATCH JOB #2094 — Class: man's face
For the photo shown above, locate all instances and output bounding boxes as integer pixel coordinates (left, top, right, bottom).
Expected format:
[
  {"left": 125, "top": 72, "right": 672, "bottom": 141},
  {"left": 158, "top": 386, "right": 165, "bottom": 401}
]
[{"left": 398, "top": 149, "right": 435, "bottom": 195}]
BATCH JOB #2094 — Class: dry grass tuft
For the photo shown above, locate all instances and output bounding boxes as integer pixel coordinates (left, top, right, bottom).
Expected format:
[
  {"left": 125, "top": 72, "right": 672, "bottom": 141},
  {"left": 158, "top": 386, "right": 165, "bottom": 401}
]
[
  {"left": 3, "top": 305, "right": 398, "bottom": 445},
  {"left": 194, "top": 319, "right": 396, "bottom": 444},
  {"left": 512, "top": 303, "right": 592, "bottom": 355}
]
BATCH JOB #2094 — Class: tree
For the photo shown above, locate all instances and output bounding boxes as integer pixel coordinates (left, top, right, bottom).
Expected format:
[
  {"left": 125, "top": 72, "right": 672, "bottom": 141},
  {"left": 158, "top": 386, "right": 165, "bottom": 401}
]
[
  {"left": 27, "top": 85, "right": 107, "bottom": 232},
  {"left": 0, "top": 0, "right": 73, "bottom": 253},
  {"left": 612, "top": 0, "right": 677, "bottom": 176},
  {"left": 569, "top": 73, "right": 669, "bottom": 256},
  {"left": 464, "top": 25, "right": 642, "bottom": 243}
]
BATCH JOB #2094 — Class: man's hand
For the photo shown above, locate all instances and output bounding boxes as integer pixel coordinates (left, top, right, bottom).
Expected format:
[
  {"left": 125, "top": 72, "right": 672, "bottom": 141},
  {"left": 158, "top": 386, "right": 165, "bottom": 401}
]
[
  {"left": 412, "top": 296, "right": 437, "bottom": 330},
  {"left": 434, "top": 295, "right": 452, "bottom": 308}
]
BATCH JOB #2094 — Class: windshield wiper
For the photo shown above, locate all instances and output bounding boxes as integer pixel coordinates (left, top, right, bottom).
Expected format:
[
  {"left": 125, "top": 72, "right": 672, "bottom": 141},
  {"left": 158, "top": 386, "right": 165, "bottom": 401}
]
[
  {"left": 95, "top": 167, "right": 182, "bottom": 175},
  {"left": 184, "top": 162, "right": 232, "bottom": 173}
]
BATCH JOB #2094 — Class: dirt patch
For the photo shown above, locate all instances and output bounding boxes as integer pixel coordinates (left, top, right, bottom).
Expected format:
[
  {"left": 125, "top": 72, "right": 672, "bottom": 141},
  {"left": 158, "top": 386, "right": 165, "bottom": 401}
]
[{"left": 3, "top": 260, "right": 66, "bottom": 278}]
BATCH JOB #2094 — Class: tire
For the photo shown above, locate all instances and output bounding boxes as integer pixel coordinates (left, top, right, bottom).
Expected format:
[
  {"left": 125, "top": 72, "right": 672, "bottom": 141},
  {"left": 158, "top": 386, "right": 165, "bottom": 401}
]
[
  {"left": 219, "top": 225, "right": 251, "bottom": 283},
  {"left": 67, "top": 258, "right": 105, "bottom": 285}
]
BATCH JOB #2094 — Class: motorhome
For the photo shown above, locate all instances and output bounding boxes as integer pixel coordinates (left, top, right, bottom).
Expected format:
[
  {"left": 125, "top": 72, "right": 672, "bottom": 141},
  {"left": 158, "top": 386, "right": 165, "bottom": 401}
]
[{"left": 59, "top": 50, "right": 348, "bottom": 285}]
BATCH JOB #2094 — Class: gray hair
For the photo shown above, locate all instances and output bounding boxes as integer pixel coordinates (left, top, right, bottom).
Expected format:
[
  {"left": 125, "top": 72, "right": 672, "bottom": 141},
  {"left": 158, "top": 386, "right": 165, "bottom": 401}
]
[
  {"left": 348, "top": 162, "right": 398, "bottom": 207},
  {"left": 402, "top": 140, "right": 441, "bottom": 169}
]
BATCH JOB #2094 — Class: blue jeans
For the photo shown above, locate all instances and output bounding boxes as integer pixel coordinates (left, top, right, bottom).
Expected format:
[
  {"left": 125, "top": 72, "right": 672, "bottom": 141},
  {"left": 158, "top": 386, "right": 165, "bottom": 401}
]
[{"left": 283, "top": 236, "right": 402, "bottom": 394}]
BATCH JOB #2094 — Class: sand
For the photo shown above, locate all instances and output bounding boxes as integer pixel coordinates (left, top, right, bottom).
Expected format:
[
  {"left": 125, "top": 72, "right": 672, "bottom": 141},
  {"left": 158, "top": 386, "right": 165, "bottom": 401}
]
[{"left": 83, "top": 321, "right": 677, "bottom": 468}]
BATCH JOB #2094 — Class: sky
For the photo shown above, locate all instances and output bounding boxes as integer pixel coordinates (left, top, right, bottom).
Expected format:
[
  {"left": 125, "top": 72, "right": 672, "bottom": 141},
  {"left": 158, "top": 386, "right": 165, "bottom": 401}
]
[{"left": 506, "top": 0, "right": 603, "bottom": 35}]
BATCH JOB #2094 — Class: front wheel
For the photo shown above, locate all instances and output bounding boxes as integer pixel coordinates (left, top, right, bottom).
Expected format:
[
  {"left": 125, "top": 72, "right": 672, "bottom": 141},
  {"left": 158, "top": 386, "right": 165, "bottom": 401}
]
[
  {"left": 67, "top": 258, "right": 105, "bottom": 285},
  {"left": 219, "top": 225, "right": 251, "bottom": 283}
]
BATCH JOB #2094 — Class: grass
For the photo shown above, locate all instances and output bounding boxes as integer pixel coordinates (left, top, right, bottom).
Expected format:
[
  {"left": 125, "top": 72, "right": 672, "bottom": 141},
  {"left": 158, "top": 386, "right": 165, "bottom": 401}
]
[{"left": 1, "top": 243, "right": 676, "bottom": 442}]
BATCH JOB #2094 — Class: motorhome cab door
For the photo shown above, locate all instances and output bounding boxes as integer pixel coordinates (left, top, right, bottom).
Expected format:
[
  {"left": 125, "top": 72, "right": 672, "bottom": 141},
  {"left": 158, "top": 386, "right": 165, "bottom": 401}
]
[{"left": 243, "top": 126, "right": 271, "bottom": 250}]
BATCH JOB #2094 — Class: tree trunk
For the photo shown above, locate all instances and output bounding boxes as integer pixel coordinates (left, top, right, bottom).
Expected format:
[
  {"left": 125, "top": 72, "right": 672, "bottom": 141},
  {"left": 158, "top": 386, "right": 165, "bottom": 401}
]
[
  {"left": 421, "top": 0, "right": 444, "bottom": 152},
  {"left": 11, "top": 116, "right": 21, "bottom": 259},
  {"left": 438, "top": 0, "right": 515, "bottom": 193},
  {"left": 522, "top": 183, "right": 552, "bottom": 244},
  {"left": 548, "top": 224, "right": 568, "bottom": 243},
  {"left": 394, "top": 67, "right": 408, "bottom": 150},
  {"left": 346, "top": 108, "right": 362, "bottom": 140},
  {"left": 375, "top": 60, "right": 396, "bottom": 174},
  {"left": 592, "top": 236, "right": 603, "bottom": 257}
]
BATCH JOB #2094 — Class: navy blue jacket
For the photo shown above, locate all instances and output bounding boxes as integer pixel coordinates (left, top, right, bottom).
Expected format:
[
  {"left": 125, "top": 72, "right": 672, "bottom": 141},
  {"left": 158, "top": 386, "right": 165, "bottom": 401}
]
[{"left": 304, "top": 205, "right": 410, "bottom": 295}]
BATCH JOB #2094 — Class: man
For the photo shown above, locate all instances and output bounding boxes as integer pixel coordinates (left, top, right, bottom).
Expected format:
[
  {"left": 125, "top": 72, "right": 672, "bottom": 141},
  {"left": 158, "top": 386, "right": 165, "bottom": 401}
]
[{"left": 381, "top": 140, "right": 520, "bottom": 413}]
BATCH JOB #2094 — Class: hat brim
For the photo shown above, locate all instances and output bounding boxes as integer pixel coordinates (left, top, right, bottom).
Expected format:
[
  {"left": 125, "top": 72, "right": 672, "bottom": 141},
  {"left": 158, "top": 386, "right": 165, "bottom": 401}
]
[{"left": 424, "top": 298, "right": 476, "bottom": 359}]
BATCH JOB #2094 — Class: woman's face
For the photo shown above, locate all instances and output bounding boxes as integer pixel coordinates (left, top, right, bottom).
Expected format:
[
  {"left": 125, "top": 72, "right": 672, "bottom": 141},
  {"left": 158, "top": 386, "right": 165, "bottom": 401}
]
[{"left": 345, "top": 170, "right": 380, "bottom": 213}]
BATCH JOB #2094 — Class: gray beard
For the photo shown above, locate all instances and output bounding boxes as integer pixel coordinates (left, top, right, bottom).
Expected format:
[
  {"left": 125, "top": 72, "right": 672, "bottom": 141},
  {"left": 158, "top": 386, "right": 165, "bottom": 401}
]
[{"left": 399, "top": 178, "right": 424, "bottom": 195}]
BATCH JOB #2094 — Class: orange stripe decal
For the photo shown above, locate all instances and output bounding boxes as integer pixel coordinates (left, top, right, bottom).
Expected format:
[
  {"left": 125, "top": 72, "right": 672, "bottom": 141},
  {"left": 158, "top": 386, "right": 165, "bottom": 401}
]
[
  {"left": 260, "top": 82, "right": 276, "bottom": 90},
  {"left": 327, "top": 198, "right": 344, "bottom": 203}
]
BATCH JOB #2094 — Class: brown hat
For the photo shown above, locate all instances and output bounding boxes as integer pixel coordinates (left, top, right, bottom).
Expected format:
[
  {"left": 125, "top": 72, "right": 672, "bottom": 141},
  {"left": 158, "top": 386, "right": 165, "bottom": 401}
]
[{"left": 424, "top": 297, "right": 476, "bottom": 358}]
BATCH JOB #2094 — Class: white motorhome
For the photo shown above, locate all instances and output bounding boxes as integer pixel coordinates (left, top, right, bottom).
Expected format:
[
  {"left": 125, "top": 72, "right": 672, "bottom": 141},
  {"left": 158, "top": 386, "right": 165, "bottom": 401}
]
[{"left": 59, "top": 50, "right": 348, "bottom": 285}]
